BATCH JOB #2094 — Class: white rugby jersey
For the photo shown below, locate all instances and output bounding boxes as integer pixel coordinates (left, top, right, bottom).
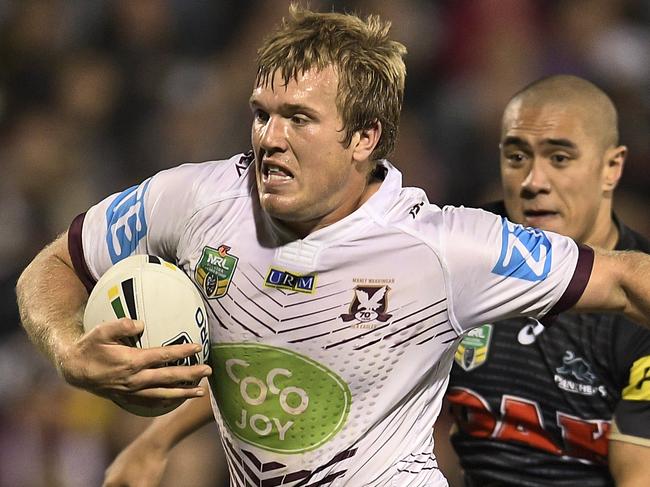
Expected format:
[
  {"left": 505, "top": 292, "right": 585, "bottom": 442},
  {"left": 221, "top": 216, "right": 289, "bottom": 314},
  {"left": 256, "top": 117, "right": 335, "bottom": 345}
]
[{"left": 69, "top": 153, "right": 593, "bottom": 487}]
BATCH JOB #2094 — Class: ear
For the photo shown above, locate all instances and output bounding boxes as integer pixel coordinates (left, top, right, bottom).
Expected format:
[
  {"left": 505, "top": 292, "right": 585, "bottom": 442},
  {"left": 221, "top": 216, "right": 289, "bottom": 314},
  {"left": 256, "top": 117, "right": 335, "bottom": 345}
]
[
  {"left": 351, "top": 121, "right": 382, "bottom": 163},
  {"left": 601, "top": 145, "right": 626, "bottom": 192}
]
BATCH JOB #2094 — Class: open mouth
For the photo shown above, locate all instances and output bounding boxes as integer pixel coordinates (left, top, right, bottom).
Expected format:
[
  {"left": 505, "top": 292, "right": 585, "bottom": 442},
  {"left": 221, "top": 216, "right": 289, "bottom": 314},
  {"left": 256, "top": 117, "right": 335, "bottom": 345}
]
[{"left": 262, "top": 161, "right": 294, "bottom": 183}]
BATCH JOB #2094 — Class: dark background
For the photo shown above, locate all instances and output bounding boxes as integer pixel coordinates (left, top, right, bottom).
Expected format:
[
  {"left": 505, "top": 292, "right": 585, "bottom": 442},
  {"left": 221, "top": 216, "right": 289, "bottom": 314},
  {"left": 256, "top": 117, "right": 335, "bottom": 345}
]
[{"left": 1, "top": 1, "right": 648, "bottom": 485}]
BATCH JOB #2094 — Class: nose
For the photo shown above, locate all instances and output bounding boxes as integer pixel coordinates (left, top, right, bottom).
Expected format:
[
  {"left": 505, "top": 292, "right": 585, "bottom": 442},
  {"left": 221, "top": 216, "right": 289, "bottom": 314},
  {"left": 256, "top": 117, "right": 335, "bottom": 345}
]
[
  {"left": 258, "top": 115, "right": 288, "bottom": 155},
  {"left": 521, "top": 160, "right": 551, "bottom": 197}
]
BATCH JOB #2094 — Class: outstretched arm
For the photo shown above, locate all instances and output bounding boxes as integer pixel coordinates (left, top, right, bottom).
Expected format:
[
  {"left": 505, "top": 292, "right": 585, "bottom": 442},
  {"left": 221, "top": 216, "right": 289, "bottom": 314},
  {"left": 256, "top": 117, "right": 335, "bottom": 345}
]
[
  {"left": 574, "top": 249, "right": 650, "bottom": 326},
  {"left": 16, "top": 232, "right": 211, "bottom": 405},
  {"left": 609, "top": 440, "right": 650, "bottom": 487},
  {"left": 104, "top": 382, "right": 215, "bottom": 487}
]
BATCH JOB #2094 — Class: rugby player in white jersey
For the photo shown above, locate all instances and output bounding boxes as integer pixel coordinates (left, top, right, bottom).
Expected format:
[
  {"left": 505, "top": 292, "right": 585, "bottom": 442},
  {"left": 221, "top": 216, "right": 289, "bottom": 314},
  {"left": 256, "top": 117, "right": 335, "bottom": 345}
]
[{"left": 16, "top": 5, "right": 650, "bottom": 487}]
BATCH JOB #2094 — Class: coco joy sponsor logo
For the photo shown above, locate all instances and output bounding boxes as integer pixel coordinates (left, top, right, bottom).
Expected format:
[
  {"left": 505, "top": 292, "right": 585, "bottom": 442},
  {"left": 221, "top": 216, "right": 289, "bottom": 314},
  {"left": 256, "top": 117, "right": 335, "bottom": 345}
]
[{"left": 210, "top": 343, "right": 351, "bottom": 454}]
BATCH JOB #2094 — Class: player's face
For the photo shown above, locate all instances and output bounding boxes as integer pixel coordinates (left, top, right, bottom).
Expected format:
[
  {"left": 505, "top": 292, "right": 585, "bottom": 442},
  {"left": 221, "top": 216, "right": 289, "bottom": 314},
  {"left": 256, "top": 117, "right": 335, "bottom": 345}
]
[
  {"left": 500, "top": 102, "right": 621, "bottom": 245},
  {"left": 250, "top": 66, "right": 375, "bottom": 236}
]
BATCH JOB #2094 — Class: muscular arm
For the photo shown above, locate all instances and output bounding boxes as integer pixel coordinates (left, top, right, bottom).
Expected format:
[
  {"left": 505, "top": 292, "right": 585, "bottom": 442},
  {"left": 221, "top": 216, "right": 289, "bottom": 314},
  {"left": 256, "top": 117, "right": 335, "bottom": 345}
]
[
  {"left": 575, "top": 249, "right": 650, "bottom": 327},
  {"left": 104, "top": 382, "right": 215, "bottom": 487},
  {"left": 17, "top": 232, "right": 210, "bottom": 402},
  {"left": 17, "top": 233, "right": 90, "bottom": 374},
  {"left": 609, "top": 440, "right": 650, "bottom": 487}
]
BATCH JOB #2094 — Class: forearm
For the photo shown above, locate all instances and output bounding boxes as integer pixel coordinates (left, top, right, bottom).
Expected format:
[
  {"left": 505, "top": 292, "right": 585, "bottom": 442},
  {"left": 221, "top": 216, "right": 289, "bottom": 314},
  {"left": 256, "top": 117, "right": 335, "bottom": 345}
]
[
  {"left": 609, "top": 439, "right": 650, "bottom": 487},
  {"left": 577, "top": 249, "right": 650, "bottom": 327},
  {"left": 16, "top": 233, "right": 88, "bottom": 374},
  {"left": 140, "top": 382, "right": 215, "bottom": 452},
  {"left": 620, "top": 251, "right": 650, "bottom": 326}
]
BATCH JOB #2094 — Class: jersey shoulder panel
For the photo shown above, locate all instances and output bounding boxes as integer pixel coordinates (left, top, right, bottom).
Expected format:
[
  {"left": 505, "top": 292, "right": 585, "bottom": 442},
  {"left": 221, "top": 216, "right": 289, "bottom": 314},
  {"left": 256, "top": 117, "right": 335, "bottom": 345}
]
[
  {"left": 80, "top": 152, "right": 253, "bottom": 281},
  {"left": 176, "top": 152, "right": 255, "bottom": 212},
  {"left": 399, "top": 203, "right": 581, "bottom": 333}
]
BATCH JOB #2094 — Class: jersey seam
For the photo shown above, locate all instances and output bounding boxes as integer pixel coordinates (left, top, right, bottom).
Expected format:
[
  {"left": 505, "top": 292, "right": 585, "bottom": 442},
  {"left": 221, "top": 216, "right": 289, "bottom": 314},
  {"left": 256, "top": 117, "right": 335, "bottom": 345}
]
[
  {"left": 178, "top": 163, "right": 254, "bottom": 251},
  {"left": 392, "top": 220, "right": 463, "bottom": 337}
]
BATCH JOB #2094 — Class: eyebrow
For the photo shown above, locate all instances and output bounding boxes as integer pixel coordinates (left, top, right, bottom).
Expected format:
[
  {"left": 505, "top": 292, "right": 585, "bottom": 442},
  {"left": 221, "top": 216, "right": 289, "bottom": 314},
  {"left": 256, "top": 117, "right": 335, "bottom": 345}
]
[
  {"left": 501, "top": 136, "right": 578, "bottom": 150},
  {"left": 501, "top": 136, "right": 531, "bottom": 149},
  {"left": 543, "top": 138, "right": 578, "bottom": 149},
  {"left": 249, "top": 98, "right": 318, "bottom": 116}
]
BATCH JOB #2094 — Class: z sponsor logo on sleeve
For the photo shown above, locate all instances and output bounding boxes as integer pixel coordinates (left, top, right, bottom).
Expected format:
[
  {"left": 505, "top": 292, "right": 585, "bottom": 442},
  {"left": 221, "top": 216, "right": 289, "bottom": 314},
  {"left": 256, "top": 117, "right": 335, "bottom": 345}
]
[
  {"left": 492, "top": 218, "right": 552, "bottom": 281},
  {"left": 105, "top": 179, "right": 151, "bottom": 264}
]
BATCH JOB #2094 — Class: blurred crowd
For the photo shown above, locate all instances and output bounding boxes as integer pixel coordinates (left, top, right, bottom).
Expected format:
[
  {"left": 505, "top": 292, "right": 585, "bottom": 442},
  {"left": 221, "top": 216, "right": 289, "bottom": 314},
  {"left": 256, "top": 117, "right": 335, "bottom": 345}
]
[{"left": 0, "top": 1, "right": 648, "bottom": 485}]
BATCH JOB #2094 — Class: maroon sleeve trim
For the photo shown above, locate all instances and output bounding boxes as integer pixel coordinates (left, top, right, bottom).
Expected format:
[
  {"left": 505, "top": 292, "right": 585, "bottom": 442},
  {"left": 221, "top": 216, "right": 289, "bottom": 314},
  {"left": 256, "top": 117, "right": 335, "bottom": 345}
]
[
  {"left": 68, "top": 212, "right": 97, "bottom": 294},
  {"left": 548, "top": 244, "right": 595, "bottom": 315}
]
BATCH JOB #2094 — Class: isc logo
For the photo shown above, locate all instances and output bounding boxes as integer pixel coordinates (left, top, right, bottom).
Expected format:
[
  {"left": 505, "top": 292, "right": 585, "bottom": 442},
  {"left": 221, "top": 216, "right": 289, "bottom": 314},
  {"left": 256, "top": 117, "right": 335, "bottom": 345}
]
[
  {"left": 105, "top": 179, "right": 151, "bottom": 264},
  {"left": 492, "top": 218, "right": 552, "bottom": 281}
]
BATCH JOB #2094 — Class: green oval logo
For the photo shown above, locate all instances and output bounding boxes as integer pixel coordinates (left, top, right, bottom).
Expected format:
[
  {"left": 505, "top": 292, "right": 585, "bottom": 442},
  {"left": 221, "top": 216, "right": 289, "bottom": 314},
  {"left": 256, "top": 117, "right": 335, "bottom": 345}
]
[{"left": 209, "top": 343, "right": 351, "bottom": 453}]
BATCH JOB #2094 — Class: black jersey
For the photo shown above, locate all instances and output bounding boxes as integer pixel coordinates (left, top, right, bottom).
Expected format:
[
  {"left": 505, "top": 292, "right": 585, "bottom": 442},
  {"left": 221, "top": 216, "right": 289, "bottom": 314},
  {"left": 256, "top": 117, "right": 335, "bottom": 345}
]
[{"left": 447, "top": 202, "right": 650, "bottom": 487}]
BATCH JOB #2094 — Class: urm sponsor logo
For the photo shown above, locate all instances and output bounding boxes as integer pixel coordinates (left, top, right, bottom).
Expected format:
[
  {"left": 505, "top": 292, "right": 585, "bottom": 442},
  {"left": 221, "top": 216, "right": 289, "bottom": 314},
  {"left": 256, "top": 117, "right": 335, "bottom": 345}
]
[{"left": 264, "top": 268, "right": 316, "bottom": 293}]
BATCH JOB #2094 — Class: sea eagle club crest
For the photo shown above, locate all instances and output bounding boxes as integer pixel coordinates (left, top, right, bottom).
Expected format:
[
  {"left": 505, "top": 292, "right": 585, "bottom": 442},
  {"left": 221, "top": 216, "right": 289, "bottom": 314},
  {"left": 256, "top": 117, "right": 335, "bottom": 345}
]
[
  {"left": 195, "top": 245, "right": 238, "bottom": 299},
  {"left": 340, "top": 286, "right": 392, "bottom": 323}
]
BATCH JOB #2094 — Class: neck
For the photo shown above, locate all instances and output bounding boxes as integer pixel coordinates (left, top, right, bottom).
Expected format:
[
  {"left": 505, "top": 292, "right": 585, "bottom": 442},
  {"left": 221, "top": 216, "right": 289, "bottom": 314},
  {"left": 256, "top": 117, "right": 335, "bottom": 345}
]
[
  {"left": 584, "top": 202, "right": 619, "bottom": 250},
  {"left": 585, "top": 218, "right": 619, "bottom": 250}
]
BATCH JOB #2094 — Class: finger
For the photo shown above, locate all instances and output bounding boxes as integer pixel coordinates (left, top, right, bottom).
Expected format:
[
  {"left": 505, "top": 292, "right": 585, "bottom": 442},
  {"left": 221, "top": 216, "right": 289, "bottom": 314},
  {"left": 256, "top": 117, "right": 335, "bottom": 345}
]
[
  {"left": 116, "top": 384, "right": 207, "bottom": 400},
  {"left": 117, "top": 364, "right": 212, "bottom": 391},
  {"left": 131, "top": 343, "right": 206, "bottom": 369},
  {"left": 91, "top": 318, "right": 144, "bottom": 342}
]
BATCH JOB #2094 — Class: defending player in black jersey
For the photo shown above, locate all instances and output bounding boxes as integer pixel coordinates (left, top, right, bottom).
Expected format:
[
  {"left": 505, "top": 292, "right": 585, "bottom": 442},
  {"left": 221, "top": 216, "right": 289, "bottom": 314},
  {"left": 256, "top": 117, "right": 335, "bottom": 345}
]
[{"left": 442, "top": 75, "right": 650, "bottom": 486}]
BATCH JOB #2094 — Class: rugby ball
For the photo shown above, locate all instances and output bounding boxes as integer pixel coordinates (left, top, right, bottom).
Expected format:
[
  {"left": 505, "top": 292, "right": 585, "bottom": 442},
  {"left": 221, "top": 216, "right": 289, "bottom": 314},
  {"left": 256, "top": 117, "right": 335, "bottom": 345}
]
[{"left": 83, "top": 254, "right": 210, "bottom": 416}]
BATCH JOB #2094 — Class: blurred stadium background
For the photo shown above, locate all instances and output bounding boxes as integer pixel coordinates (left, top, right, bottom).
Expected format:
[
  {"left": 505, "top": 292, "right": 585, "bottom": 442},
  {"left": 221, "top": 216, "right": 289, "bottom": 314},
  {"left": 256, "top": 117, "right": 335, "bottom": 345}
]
[{"left": 0, "top": 1, "right": 648, "bottom": 486}]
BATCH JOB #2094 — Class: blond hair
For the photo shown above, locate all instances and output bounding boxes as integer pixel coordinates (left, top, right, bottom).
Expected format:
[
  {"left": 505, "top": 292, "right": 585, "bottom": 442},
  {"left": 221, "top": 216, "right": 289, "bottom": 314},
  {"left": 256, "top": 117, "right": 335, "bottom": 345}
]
[{"left": 255, "top": 4, "right": 407, "bottom": 160}]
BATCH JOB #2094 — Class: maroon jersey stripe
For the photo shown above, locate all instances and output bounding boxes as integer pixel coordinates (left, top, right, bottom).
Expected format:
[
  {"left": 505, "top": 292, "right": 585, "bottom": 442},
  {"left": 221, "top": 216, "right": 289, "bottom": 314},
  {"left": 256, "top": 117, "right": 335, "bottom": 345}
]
[
  {"left": 67, "top": 212, "right": 96, "bottom": 293},
  {"left": 549, "top": 244, "right": 595, "bottom": 315}
]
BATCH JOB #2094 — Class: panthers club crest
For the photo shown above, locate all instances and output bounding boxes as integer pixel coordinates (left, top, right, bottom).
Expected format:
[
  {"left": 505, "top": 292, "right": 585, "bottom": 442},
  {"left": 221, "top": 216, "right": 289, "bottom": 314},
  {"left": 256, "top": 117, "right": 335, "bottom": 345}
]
[
  {"left": 455, "top": 324, "right": 493, "bottom": 371},
  {"left": 195, "top": 245, "right": 238, "bottom": 299}
]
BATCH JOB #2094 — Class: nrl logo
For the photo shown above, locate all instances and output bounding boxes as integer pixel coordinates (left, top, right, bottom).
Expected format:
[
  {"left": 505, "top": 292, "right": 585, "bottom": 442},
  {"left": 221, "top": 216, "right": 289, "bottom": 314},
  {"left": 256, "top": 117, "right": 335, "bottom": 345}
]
[
  {"left": 340, "top": 286, "right": 392, "bottom": 324},
  {"left": 195, "top": 245, "right": 239, "bottom": 299},
  {"left": 455, "top": 324, "right": 493, "bottom": 371}
]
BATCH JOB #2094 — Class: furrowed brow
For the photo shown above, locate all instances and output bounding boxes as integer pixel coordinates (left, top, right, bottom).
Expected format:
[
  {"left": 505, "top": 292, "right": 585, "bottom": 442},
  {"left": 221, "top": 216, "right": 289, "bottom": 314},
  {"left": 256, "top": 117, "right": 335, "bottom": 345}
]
[
  {"left": 501, "top": 136, "right": 531, "bottom": 150},
  {"left": 542, "top": 138, "right": 578, "bottom": 150},
  {"left": 279, "top": 103, "right": 318, "bottom": 117}
]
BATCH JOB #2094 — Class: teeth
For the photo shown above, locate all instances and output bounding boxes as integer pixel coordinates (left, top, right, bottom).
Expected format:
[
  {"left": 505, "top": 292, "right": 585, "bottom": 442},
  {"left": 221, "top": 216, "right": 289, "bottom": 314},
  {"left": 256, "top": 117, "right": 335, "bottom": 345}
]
[{"left": 264, "top": 164, "right": 292, "bottom": 181}]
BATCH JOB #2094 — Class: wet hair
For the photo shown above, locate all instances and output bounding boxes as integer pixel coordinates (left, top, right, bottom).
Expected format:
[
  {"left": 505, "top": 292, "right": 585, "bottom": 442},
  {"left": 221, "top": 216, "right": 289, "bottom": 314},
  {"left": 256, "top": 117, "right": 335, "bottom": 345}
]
[
  {"left": 506, "top": 74, "right": 619, "bottom": 148},
  {"left": 255, "top": 3, "right": 407, "bottom": 160}
]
